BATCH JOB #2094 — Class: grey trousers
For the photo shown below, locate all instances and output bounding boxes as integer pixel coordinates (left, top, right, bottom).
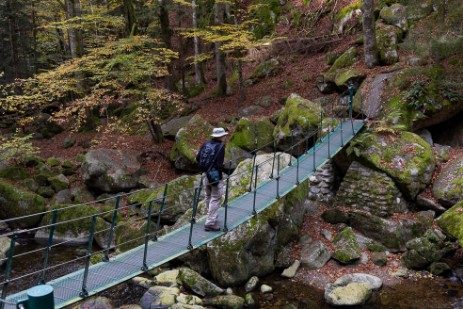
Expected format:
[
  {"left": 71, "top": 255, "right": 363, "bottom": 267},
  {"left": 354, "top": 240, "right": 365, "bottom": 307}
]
[{"left": 203, "top": 174, "right": 224, "bottom": 226}]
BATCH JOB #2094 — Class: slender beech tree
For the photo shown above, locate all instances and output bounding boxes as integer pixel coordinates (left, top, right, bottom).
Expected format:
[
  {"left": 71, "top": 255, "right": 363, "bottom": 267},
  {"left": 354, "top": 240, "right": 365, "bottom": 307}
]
[
  {"left": 362, "top": 0, "right": 378, "bottom": 68},
  {"left": 214, "top": 0, "right": 227, "bottom": 96}
]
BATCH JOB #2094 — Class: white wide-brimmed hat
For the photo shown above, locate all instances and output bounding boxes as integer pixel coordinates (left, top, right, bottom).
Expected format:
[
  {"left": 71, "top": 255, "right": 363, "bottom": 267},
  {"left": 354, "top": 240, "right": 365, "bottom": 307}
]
[{"left": 211, "top": 127, "right": 228, "bottom": 138}]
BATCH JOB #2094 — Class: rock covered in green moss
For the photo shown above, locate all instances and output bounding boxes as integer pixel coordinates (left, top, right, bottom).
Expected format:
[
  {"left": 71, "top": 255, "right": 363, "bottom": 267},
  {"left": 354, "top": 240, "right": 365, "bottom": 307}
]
[
  {"left": 376, "top": 22, "right": 403, "bottom": 65},
  {"left": 333, "top": 69, "right": 366, "bottom": 89},
  {"left": 206, "top": 177, "right": 307, "bottom": 286},
  {"left": 436, "top": 201, "right": 463, "bottom": 246},
  {"left": 35, "top": 203, "right": 110, "bottom": 247},
  {"left": 48, "top": 174, "right": 69, "bottom": 192},
  {"left": 82, "top": 148, "right": 143, "bottom": 193},
  {"left": 335, "top": 161, "right": 408, "bottom": 217},
  {"left": 432, "top": 153, "right": 463, "bottom": 208},
  {"left": 170, "top": 115, "right": 212, "bottom": 172},
  {"left": 334, "top": 0, "right": 362, "bottom": 33},
  {"left": 139, "top": 286, "right": 180, "bottom": 308},
  {"left": 333, "top": 227, "right": 361, "bottom": 264},
  {"left": 227, "top": 118, "right": 274, "bottom": 152},
  {"left": 0, "top": 166, "right": 28, "bottom": 181},
  {"left": 250, "top": 58, "right": 281, "bottom": 83},
  {"left": 401, "top": 229, "right": 454, "bottom": 270},
  {"left": 274, "top": 93, "right": 323, "bottom": 152},
  {"left": 325, "top": 282, "right": 372, "bottom": 306},
  {"left": 406, "top": 0, "right": 434, "bottom": 22},
  {"left": 204, "top": 295, "right": 245, "bottom": 309},
  {"left": 129, "top": 175, "right": 201, "bottom": 223},
  {"left": 327, "top": 47, "right": 359, "bottom": 74},
  {"left": 178, "top": 267, "right": 224, "bottom": 297},
  {"left": 352, "top": 130, "right": 435, "bottom": 199},
  {"left": 0, "top": 180, "right": 46, "bottom": 229},
  {"left": 114, "top": 218, "right": 149, "bottom": 252},
  {"left": 349, "top": 210, "right": 432, "bottom": 250},
  {"left": 379, "top": 3, "right": 408, "bottom": 31}
]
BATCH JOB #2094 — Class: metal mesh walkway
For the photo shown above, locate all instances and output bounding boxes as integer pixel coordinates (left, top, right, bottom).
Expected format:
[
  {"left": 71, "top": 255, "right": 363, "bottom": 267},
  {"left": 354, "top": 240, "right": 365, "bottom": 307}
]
[{"left": 5, "top": 119, "right": 364, "bottom": 309}]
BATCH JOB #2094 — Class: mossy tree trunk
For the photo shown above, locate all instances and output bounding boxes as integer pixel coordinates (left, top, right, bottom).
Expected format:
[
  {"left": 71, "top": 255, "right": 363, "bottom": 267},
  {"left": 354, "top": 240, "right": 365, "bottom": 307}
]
[
  {"left": 147, "top": 120, "right": 164, "bottom": 144},
  {"left": 362, "top": 0, "right": 377, "bottom": 68},
  {"left": 123, "top": 0, "right": 138, "bottom": 36},
  {"left": 65, "top": 0, "right": 83, "bottom": 59}
]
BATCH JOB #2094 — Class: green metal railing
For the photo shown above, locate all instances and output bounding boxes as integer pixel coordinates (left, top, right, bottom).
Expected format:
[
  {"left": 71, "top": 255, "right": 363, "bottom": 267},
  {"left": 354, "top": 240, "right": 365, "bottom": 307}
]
[{"left": 0, "top": 97, "right": 365, "bottom": 308}]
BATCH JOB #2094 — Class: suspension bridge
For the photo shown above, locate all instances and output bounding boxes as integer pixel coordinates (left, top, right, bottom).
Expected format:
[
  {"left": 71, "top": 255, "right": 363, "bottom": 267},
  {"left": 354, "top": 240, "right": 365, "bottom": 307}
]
[{"left": 0, "top": 112, "right": 365, "bottom": 309}]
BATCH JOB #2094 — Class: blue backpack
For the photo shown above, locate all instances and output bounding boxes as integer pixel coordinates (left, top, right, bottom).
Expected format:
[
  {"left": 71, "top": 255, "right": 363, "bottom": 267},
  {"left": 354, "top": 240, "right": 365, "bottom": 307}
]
[{"left": 198, "top": 142, "right": 220, "bottom": 172}]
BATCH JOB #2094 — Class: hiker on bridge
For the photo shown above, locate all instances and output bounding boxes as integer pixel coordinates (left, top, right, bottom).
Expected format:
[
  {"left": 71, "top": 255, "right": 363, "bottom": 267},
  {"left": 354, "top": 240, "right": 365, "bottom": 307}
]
[{"left": 196, "top": 127, "right": 228, "bottom": 232}]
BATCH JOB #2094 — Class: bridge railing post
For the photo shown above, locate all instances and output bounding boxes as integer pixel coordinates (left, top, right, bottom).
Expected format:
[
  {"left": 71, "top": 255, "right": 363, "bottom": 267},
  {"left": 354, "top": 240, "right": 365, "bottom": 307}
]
[
  {"left": 248, "top": 152, "right": 257, "bottom": 192},
  {"left": 340, "top": 117, "right": 344, "bottom": 147},
  {"left": 296, "top": 154, "right": 300, "bottom": 185},
  {"left": 288, "top": 130, "right": 294, "bottom": 166},
  {"left": 223, "top": 161, "right": 232, "bottom": 232},
  {"left": 328, "top": 124, "right": 331, "bottom": 159},
  {"left": 188, "top": 188, "right": 200, "bottom": 250},
  {"left": 252, "top": 164, "right": 259, "bottom": 216},
  {"left": 153, "top": 184, "right": 168, "bottom": 241},
  {"left": 80, "top": 215, "right": 97, "bottom": 298},
  {"left": 142, "top": 201, "right": 153, "bottom": 271},
  {"left": 39, "top": 209, "right": 58, "bottom": 284},
  {"left": 270, "top": 141, "right": 276, "bottom": 179},
  {"left": 348, "top": 82, "right": 355, "bottom": 134},
  {"left": 276, "top": 154, "right": 281, "bottom": 199},
  {"left": 0, "top": 233, "right": 17, "bottom": 309},
  {"left": 312, "top": 132, "right": 316, "bottom": 172},
  {"left": 104, "top": 196, "right": 121, "bottom": 261}
]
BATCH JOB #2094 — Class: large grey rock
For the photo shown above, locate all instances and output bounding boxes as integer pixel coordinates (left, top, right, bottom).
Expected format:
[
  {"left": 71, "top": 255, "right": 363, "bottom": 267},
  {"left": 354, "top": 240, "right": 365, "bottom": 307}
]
[
  {"left": 227, "top": 117, "right": 274, "bottom": 152},
  {"left": 204, "top": 295, "right": 245, "bottom": 309},
  {"left": 178, "top": 268, "right": 224, "bottom": 297},
  {"left": 376, "top": 22, "right": 403, "bottom": 65},
  {"left": 324, "top": 282, "right": 372, "bottom": 306},
  {"left": 300, "top": 240, "right": 331, "bottom": 269},
  {"left": 78, "top": 296, "right": 114, "bottom": 309},
  {"left": 333, "top": 273, "right": 382, "bottom": 290},
  {"left": 432, "top": 153, "right": 463, "bottom": 208},
  {"left": 48, "top": 174, "right": 69, "bottom": 192},
  {"left": 349, "top": 210, "right": 433, "bottom": 251},
  {"left": 250, "top": 58, "right": 281, "bottom": 83},
  {"left": 379, "top": 3, "right": 408, "bottom": 31},
  {"left": 139, "top": 286, "right": 180, "bottom": 309},
  {"left": 170, "top": 115, "right": 212, "bottom": 172},
  {"left": 82, "top": 149, "right": 143, "bottom": 193},
  {"left": 155, "top": 269, "right": 179, "bottom": 287},
  {"left": 308, "top": 161, "right": 336, "bottom": 202},
  {"left": 352, "top": 131, "right": 435, "bottom": 200},
  {"left": 162, "top": 116, "right": 193, "bottom": 140},
  {"left": 336, "top": 161, "right": 408, "bottom": 217},
  {"left": 0, "top": 180, "right": 46, "bottom": 229},
  {"left": 436, "top": 201, "right": 463, "bottom": 246},
  {"left": 0, "top": 237, "right": 10, "bottom": 267}
]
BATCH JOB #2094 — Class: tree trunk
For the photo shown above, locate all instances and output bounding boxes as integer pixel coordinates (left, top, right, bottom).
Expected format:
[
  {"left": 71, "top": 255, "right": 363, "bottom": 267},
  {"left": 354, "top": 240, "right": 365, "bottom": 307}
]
[
  {"left": 214, "top": 1, "right": 227, "bottom": 96},
  {"left": 158, "top": 0, "right": 175, "bottom": 90},
  {"left": 237, "top": 60, "right": 245, "bottom": 102},
  {"left": 147, "top": 120, "right": 164, "bottom": 144},
  {"left": 65, "top": 0, "right": 82, "bottom": 59},
  {"left": 362, "top": 0, "right": 377, "bottom": 68},
  {"left": 123, "top": 0, "right": 138, "bottom": 36},
  {"left": 192, "top": 0, "right": 203, "bottom": 84},
  {"left": 7, "top": 0, "right": 18, "bottom": 78}
]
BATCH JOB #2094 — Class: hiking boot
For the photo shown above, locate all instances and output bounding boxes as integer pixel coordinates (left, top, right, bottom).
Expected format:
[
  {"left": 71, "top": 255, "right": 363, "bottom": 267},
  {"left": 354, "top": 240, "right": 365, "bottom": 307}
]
[{"left": 204, "top": 224, "right": 221, "bottom": 232}]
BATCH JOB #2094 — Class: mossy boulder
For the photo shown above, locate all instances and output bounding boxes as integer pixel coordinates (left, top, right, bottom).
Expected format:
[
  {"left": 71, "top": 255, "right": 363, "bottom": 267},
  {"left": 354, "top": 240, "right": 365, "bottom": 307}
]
[
  {"left": 204, "top": 295, "right": 245, "bottom": 309},
  {"left": 178, "top": 267, "right": 224, "bottom": 297},
  {"left": 334, "top": 69, "right": 366, "bottom": 89},
  {"left": 206, "top": 175, "right": 307, "bottom": 286},
  {"left": 82, "top": 148, "right": 143, "bottom": 193},
  {"left": 432, "top": 153, "right": 463, "bottom": 207},
  {"left": 35, "top": 204, "right": 110, "bottom": 247},
  {"left": 0, "top": 166, "right": 28, "bottom": 181},
  {"left": 376, "top": 22, "right": 403, "bottom": 65},
  {"left": 335, "top": 161, "right": 408, "bottom": 217},
  {"left": 327, "top": 47, "right": 359, "bottom": 74},
  {"left": 349, "top": 210, "right": 432, "bottom": 250},
  {"left": 114, "top": 218, "right": 151, "bottom": 252},
  {"left": 161, "top": 116, "right": 193, "bottom": 140},
  {"left": 48, "top": 174, "right": 70, "bottom": 192},
  {"left": 324, "top": 282, "right": 372, "bottom": 306},
  {"left": 224, "top": 145, "right": 252, "bottom": 171},
  {"left": 334, "top": 1, "right": 362, "bottom": 33},
  {"left": 274, "top": 93, "right": 323, "bottom": 153},
  {"left": 0, "top": 237, "right": 11, "bottom": 267},
  {"left": 379, "top": 3, "right": 408, "bottom": 31},
  {"left": 170, "top": 115, "right": 212, "bottom": 172},
  {"left": 139, "top": 286, "right": 180, "bottom": 308},
  {"left": 250, "top": 58, "right": 281, "bottom": 83},
  {"left": 351, "top": 131, "right": 435, "bottom": 199},
  {"left": 333, "top": 227, "right": 361, "bottom": 264},
  {"left": 128, "top": 175, "right": 201, "bottom": 223},
  {"left": 436, "top": 201, "right": 463, "bottom": 246},
  {"left": 401, "top": 229, "right": 454, "bottom": 270},
  {"left": 227, "top": 118, "right": 274, "bottom": 152},
  {"left": 0, "top": 180, "right": 46, "bottom": 229},
  {"left": 406, "top": 0, "right": 434, "bottom": 22}
]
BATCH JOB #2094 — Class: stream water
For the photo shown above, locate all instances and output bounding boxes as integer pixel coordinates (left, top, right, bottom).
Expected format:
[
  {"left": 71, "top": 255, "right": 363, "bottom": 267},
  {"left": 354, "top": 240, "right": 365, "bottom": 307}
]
[{"left": 3, "top": 240, "right": 463, "bottom": 308}]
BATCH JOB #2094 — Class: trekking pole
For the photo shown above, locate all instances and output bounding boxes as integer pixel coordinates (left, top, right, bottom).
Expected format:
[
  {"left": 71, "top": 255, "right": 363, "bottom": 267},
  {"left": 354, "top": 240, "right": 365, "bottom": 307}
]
[
  {"left": 188, "top": 188, "right": 199, "bottom": 250},
  {"left": 223, "top": 161, "right": 232, "bottom": 232},
  {"left": 276, "top": 154, "right": 281, "bottom": 199}
]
